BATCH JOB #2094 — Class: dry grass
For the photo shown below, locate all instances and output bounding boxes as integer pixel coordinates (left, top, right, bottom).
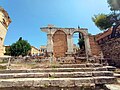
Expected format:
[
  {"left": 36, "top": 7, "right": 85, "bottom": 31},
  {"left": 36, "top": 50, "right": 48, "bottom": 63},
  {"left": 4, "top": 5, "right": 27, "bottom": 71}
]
[{"left": 7, "top": 60, "right": 60, "bottom": 69}]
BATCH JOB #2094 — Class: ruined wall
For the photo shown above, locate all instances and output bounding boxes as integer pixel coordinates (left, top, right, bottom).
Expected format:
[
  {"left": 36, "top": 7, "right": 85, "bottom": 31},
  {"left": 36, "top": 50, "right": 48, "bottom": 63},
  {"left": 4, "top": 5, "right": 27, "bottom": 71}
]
[
  {"left": 89, "top": 35, "right": 101, "bottom": 56},
  {"left": 53, "top": 30, "right": 67, "bottom": 58},
  {"left": 96, "top": 28, "right": 120, "bottom": 67},
  {"left": 98, "top": 38, "right": 120, "bottom": 66},
  {"left": 89, "top": 27, "right": 120, "bottom": 67}
]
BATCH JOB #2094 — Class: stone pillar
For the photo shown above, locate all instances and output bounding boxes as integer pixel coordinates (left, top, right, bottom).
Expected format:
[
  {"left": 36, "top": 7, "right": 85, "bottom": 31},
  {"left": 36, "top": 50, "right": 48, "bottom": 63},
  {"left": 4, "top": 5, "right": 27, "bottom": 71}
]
[
  {"left": 47, "top": 34, "right": 53, "bottom": 53},
  {"left": 66, "top": 34, "right": 73, "bottom": 54},
  {"left": 84, "top": 35, "right": 91, "bottom": 58},
  {"left": 0, "top": 37, "right": 3, "bottom": 56}
]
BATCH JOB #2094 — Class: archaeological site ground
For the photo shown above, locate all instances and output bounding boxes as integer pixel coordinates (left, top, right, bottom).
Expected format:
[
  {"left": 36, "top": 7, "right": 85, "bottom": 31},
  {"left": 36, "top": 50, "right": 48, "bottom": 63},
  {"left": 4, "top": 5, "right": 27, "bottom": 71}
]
[{"left": 0, "top": 1, "right": 120, "bottom": 90}]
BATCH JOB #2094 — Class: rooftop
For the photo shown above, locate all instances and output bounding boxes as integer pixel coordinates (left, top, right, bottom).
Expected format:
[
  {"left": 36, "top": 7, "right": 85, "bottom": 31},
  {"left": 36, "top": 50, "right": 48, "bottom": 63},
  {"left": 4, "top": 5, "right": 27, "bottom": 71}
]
[{"left": 0, "top": 6, "right": 11, "bottom": 23}]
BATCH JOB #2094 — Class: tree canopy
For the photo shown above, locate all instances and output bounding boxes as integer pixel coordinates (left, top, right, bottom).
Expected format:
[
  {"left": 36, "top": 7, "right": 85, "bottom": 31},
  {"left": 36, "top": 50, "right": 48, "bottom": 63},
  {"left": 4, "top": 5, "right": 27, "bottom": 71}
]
[
  {"left": 92, "top": 14, "right": 113, "bottom": 30},
  {"left": 78, "top": 38, "right": 85, "bottom": 49},
  {"left": 9, "top": 37, "right": 31, "bottom": 56},
  {"left": 107, "top": 0, "right": 120, "bottom": 11},
  {"left": 92, "top": 0, "right": 120, "bottom": 30}
]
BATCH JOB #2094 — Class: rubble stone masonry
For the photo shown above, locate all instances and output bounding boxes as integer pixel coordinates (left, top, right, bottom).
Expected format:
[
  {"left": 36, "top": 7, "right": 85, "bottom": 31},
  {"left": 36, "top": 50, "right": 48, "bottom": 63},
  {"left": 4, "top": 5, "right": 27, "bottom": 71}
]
[
  {"left": 53, "top": 30, "right": 67, "bottom": 58},
  {"left": 89, "top": 35, "right": 101, "bottom": 56},
  {"left": 96, "top": 28, "right": 120, "bottom": 67}
]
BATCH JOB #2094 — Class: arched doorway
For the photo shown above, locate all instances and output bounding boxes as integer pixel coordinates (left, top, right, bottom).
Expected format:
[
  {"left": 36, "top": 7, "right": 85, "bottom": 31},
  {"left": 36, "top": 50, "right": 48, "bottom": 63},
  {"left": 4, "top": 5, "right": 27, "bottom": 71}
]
[
  {"left": 53, "top": 30, "right": 67, "bottom": 58},
  {"left": 72, "top": 32, "right": 86, "bottom": 57}
]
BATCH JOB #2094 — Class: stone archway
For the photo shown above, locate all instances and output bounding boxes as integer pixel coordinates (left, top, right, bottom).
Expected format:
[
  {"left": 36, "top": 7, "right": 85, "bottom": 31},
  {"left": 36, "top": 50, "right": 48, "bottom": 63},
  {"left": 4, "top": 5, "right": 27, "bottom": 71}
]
[
  {"left": 72, "top": 31, "right": 86, "bottom": 56},
  {"left": 71, "top": 29, "right": 91, "bottom": 56},
  {"left": 53, "top": 30, "right": 67, "bottom": 58},
  {"left": 41, "top": 25, "right": 91, "bottom": 58}
]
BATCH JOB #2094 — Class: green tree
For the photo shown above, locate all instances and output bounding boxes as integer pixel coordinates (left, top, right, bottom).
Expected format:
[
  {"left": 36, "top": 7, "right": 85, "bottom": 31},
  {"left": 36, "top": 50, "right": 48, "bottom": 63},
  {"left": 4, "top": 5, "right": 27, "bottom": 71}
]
[
  {"left": 92, "top": 0, "right": 120, "bottom": 30},
  {"left": 10, "top": 37, "right": 31, "bottom": 56},
  {"left": 4, "top": 47, "right": 11, "bottom": 55},
  {"left": 107, "top": 0, "right": 120, "bottom": 11},
  {"left": 78, "top": 38, "right": 85, "bottom": 49},
  {"left": 92, "top": 14, "right": 113, "bottom": 30}
]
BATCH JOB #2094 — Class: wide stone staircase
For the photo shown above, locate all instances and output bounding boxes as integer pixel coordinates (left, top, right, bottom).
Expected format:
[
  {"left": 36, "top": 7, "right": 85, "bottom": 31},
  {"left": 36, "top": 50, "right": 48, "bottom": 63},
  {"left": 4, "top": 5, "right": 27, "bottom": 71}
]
[{"left": 0, "top": 63, "right": 117, "bottom": 90}]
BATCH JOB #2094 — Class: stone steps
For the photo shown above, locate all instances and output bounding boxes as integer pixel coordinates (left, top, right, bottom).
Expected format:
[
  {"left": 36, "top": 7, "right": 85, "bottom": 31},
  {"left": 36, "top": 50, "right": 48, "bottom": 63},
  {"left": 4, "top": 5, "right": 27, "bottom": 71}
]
[
  {"left": 0, "top": 77, "right": 116, "bottom": 88},
  {"left": 114, "top": 73, "right": 120, "bottom": 78},
  {"left": 0, "top": 67, "right": 108, "bottom": 73},
  {"left": 47, "top": 63, "right": 102, "bottom": 68},
  {"left": 0, "top": 63, "right": 117, "bottom": 88},
  {"left": 0, "top": 71, "right": 113, "bottom": 79},
  {"left": 105, "top": 84, "right": 120, "bottom": 90}
]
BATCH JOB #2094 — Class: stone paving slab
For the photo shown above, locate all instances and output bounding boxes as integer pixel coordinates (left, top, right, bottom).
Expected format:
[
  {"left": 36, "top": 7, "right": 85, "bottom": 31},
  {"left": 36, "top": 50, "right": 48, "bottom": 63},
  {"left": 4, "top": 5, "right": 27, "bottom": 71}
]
[
  {"left": 114, "top": 73, "right": 120, "bottom": 78},
  {"left": 49, "top": 64, "right": 86, "bottom": 68},
  {"left": 93, "top": 76, "right": 116, "bottom": 84},
  {"left": 103, "top": 66, "right": 116, "bottom": 71},
  {"left": 0, "top": 77, "right": 116, "bottom": 88},
  {"left": 106, "top": 84, "right": 120, "bottom": 90},
  {"left": 95, "top": 67, "right": 107, "bottom": 71},
  {"left": 0, "top": 71, "right": 113, "bottom": 79},
  {"left": 48, "top": 63, "right": 103, "bottom": 68},
  {"left": 92, "top": 71, "right": 113, "bottom": 77},
  {"left": 0, "top": 67, "right": 108, "bottom": 73}
]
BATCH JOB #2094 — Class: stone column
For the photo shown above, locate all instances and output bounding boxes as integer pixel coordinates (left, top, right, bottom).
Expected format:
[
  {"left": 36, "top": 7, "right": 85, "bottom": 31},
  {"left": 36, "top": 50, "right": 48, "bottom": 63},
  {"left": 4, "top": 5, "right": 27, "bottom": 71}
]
[
  {"left": 67, "top": 34, "right": 73, "bottom": 54},
  {"left": 84, "top": 35, "right": 91, "bottom": 60},
  {"left": 47, "top": 34, "right": 53, "bottom": 53},
  {"left": 0, "top": 38, "right": 3, "bottom": 56}
]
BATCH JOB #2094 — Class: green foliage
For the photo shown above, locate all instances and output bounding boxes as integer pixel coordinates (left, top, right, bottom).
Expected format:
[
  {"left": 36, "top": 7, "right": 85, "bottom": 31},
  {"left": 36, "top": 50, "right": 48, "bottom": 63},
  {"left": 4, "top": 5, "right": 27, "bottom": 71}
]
[
  {"left": 88, "top": 33, "right": 92, "bottom": 36},
  {"left": 92, "top": 0, "right": 120, "bottom": 30},
  {"left": 4, "top": 47, "right": 11, "bottom": 55},
  {"left": 107, "top": 0, "right": 120, "bottom": 11},
  {"left": 78, "top": 38, "right": 85, "bottom": 49},
  {"left": 10, "top": 37, "right": 31, "bottom": 56},
  {"left": 92, "top": 14, "right": 113, "bottom": 30}
]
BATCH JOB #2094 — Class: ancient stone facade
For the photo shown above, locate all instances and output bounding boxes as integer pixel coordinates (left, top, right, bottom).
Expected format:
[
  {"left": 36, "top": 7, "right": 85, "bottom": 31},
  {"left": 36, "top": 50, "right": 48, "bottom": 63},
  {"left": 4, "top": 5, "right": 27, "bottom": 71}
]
[
  {"left": 53, "top": 30, "right": 67, "bottom": 57},
  {"left": 96, "top": 27, "right": 120, "bottom": 67},
  {"left": 89, "top": 35, "right": 102, "bottom": 56},
  {"left": 0, "top": 7, "right": 11, "bottom": 56},
  {"left": 41, "top": 25, "right": 91, "bottom": 58}
]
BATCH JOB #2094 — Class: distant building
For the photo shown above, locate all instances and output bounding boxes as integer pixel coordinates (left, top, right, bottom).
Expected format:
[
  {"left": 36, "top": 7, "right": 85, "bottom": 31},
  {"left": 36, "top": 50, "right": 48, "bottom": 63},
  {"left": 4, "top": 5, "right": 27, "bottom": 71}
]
[
  {"left": 73, "top": 44, "right": 79, "bottom": 53},
  {"left": 40, "top": 45, "right": 47, "bottom": 55},
  {"left": 3, "top": 45, "right": 10, "bottom": 55},
  {"left": 0, "top": 6, "right": 11, "bottom": 56},
  {"left": 30, "top": 46, "right": 40, "bottom": 56}
]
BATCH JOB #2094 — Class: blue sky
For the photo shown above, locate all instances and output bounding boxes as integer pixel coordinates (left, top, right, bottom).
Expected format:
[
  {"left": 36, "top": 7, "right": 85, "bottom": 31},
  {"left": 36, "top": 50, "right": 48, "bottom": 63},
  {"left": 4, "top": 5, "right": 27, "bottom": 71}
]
[{"left": 0, "top": 0, "right": 111, "bottom": 48}]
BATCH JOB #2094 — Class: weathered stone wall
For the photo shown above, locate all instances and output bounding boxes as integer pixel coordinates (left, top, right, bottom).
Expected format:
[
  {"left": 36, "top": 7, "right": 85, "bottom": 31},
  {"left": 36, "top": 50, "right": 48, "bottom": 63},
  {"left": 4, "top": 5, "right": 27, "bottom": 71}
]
[
  {"left": 99, "top": 38, "right": 120, "bottom": 67},
  {"left": 53, "top": 30, "right": 67, "bottom": 58},
  {"left": 96, "top": 27, "right": 120, "bottom": 67},
  {"left": 89, "top": 35, "right": 101, "bottom": 56}
]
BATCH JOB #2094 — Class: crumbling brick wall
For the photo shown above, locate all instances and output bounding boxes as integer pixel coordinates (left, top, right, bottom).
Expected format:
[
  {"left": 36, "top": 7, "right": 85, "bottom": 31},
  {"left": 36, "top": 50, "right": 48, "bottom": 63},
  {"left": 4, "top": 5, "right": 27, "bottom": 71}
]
[
  {"left": 96, "top": 28, "right": 120, "bottom": 67},
  {"left": 89, "top": 35, "right": 101, "bottom": 56},
  {"left": 99, "top": 38, "right": 120, "bottom": 67},
  {"left": 53, "top": 30, "right": 67, "bottom": 58}
]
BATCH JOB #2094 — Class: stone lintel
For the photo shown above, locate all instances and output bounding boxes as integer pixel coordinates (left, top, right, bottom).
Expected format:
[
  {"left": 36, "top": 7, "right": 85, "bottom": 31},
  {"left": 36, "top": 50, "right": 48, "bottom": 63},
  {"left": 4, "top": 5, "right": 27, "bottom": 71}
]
[{"left": 40, "top": 27, "right": 87, "bottom": 31}]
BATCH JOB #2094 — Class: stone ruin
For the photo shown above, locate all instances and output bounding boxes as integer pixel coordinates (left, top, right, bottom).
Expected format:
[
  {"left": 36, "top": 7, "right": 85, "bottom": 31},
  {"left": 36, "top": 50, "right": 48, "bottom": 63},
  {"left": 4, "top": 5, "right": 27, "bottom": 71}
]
[
  {"left": 0, "top": 25, "right": 117, "bottom": 90},
  {"left": 41, "top": 25, "right": 92, "bottom": 63}
]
